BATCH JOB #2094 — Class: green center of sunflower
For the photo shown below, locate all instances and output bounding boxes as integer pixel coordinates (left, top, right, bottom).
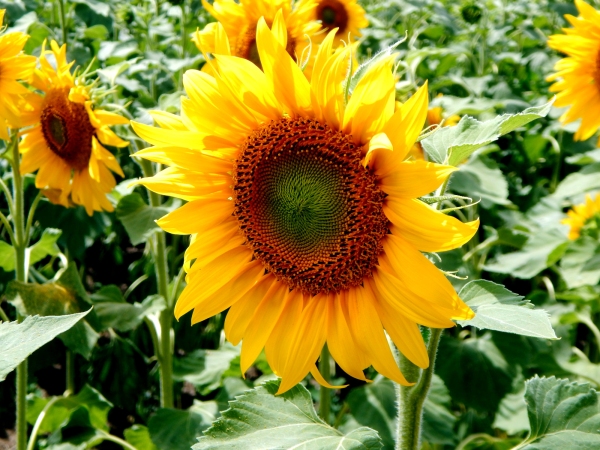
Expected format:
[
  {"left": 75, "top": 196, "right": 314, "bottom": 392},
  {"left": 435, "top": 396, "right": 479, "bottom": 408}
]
[
  {"left": 234, "top": 117, "right": 388, "bottom": 296},
  {"left": 40, "top": 87, "right": 96, "bottom": 171},
  {"left": 317, "top": 0, "right": 349, "bottom": 36}
]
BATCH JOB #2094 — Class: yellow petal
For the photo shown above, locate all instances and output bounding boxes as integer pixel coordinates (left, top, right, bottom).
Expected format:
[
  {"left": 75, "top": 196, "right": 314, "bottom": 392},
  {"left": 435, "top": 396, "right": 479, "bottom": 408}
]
[
  {"left": 379, "top": 161, "right": 457, "bottom": 199},
  {"left": 155, "top": 192, "right": 232, "bottom": 234}
]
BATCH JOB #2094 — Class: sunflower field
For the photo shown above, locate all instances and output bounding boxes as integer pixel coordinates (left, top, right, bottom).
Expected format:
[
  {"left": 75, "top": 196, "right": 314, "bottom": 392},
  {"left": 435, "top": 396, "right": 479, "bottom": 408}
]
[{"left": 2, "top": 0, "right": 600, "bottom": 448}]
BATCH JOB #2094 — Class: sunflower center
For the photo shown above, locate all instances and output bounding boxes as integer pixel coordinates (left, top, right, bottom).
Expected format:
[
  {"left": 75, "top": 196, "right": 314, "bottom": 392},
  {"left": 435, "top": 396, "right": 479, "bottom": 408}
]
[
  {"left": 317, "top": 0, "right": 349, "bottom": 35},
  {"left": 234, "top": 117, "right": 388, "bottom": 296},
  {"left": 236, "top": 24, "right": 297, "bottom": 69},
  {"left": 40, "top": 87, "right": 96, "bottom": 171}
]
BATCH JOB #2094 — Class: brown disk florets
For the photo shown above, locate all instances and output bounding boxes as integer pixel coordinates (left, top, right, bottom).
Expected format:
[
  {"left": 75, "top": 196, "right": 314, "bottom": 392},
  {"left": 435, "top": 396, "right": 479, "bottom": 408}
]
[
  {"left": 40, "top": 87, "right": 96, "bottom": 171},
  {"left": 317, "top": 0, "right": 349, "bottom": 36},
  {"left": 233, "top": 117, "right": 388, "bottom": 296}
]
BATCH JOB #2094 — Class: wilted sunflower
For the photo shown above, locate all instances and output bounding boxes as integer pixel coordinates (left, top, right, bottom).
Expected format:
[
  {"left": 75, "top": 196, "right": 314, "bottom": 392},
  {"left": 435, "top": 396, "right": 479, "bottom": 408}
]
[
  {"left": 194, "top": 0, "right": 320, "bottom": 69},
  {"left": 133, "top": 15, "right": 478, "bottom": 394},
  {"left": 19, "top": 40, "right": 128, "bottom": 215},
  {"left": 298, "top": 0, "right": 367, "bottom": 45},
  {"left": 547, "top": 0, "right": 600, "bottom": 143},
  {"left": 562, "top": 193, "right": 600, "bottom": 240},
  {"left": 0, "top": 9, "right": 36, "bottom": 140}
]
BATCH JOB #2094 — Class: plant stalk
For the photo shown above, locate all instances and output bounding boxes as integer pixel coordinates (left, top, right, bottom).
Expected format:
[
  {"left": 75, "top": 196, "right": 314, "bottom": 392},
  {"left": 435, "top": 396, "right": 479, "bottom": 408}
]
[
  {"left": 140, "top": 159, "right": 173, "bottom": 408},
  {"left": 10, "top": 132, "right": 28, "bottom": 450},
  {"left": 318, "top": 345, "right": 332, "bottom": 423},
  {"left": 56, "top": 0, "right": 68, "bottom": 46},
  {"left": 65, "top": 350, "right": 76, "bottom": 395}
]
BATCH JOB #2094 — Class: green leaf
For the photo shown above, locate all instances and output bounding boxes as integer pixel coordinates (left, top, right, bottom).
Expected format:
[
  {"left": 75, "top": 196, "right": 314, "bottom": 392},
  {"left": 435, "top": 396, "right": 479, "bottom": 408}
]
[
  {"left": 515, "top": 376, "right": 600, "bottom": 449},
  {"left": 449, "top": 155, "right": 510, "bottom": 207},
  {"left": 27, "top": 385, "right": 112, "bottom": 433},
  {"left": 194, "top": 380, "right": 383, "bottom": 450},
  {"left": 0, "top": 240, "right": 15, "bottom": 272},
  {"left": 27, "top": 228, "right": 62, "bottom": 266},
  {"left": 6, "top": 263, "right": 100, "bottom": 358},
  {"left": 125, "top": 425, "right": 158, "bottom": 450},
  {"left": 421, "top": 101, "right": 553, "bottom": 165},
  {"left": 116, "top": 193, "right": 168, "bottom": 245},
  {"left": 173, "top": 344, "right": 240, "bottom": 395},
  {"left": 0, "top": 310, "right": 90, "bottom": 381},
  {"left": 149, "top": 403, "right": 217, "bottom": 450},
  {"left": 484, "top": 229, "right": 569, "bottom": 279},
  {"left": 94, "top": 294, "right": 165, "bottom": 332},
  {"left": 559, "top": 237, "right": 600, "bottom": 289},
  {"left": 436, "top": 335, "right": 513, "bottom": 413},
  {"left": 457, "top": 280, "right": 557, "bottom": 339},
  {"left": 422, "top": 375, "right": 457, "bottom": 445},
  {"left": 493, "top": 388, "right": 530, "bottom": 435},
  {"left": 83, "top": 24, "right": 109, "bottom": 40},
  {"left": 553, "top": 163, "right": 600, "bottom": 199}
]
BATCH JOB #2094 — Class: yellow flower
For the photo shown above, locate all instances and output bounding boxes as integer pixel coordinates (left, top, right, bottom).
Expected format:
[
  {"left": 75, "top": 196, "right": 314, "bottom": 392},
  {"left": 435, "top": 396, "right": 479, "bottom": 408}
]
[
  {"left": 0, "top": 8, "right": 36, "bottom": 140},
  {"left": 562, "top": 193, "right": 600, "bottom": 240},
  {"left": 133, "top": 15, "right": 478, "bottom": 394},
  {"left": 19, "top": 41, "right": 129, "bottom": 216},
  {"left": 547, "top": 0, "right": 600, "bottom": 142},
  {"left": 298, "top": 0, "right": 368, "bottom": 45},
  {"left": 194, "top": 0, "right": 321, "bottom": 70}
]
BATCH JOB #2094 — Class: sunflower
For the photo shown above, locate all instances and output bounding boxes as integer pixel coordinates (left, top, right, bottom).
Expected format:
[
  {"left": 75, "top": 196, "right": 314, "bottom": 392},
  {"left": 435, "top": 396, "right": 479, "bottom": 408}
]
[
  {"left": 194, "top": 0, "right": 321, "bottom": 69},
  {"left": 133, "top": 15, "right": 478, "bottom": 394},
  {"left": 547, "top": 0, "right": 600, "bottom": 143},
  {"left": 19, "top": 40, "right": 129, "bottom": 216},
  {"left": 0, "top": 9, "right": 37, "bottom": 140},
  {"left": 562, "top": 193, "right": 600, "bottom": 240},
  {"left": 298, "top": 0, "right": 367, "bottom": 45}
]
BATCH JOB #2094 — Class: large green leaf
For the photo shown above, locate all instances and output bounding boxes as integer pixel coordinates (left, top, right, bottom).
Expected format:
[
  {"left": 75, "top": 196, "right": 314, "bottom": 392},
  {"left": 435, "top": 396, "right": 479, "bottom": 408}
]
[
  {"left": 28, "top": 228, "right": 62, "bottom": 266},
  {"left": 149, "top": 402, "right": 217, "bottom": 450},
  {"left": 6, "top": 263, "right": 100, "bottom": 358},
  {"left": 116, "top": 193, "right": 168, "bottom": 245},
  {"left": 94, "top": 294, "right": 165, "bottom": 332},
  {"left": 0, "top": 310, "right": 90, "bottom": 381},
  {"left": 125, "top": 425, "right": 158, "bottom": 450},
  {"left": 514, "top": 376, "right": 600, "bottom": 449},
  {"left": 194, "top": 380, "right": 383, "bottom": 450},
  {"left": 448, "top": 155, "right": 510, "bottom": 207},
  {"left": 422, "top": 375, "right": 457, "bottom": 445},
  {"left": 0, "top": 240, "right": 15, "bottom": 272},
  {"left": 553, "top": 163, "right": 600, "bottom": 199},
  {"left": 457, "top": 280, "right": 556, "bottom": 339},
  {"left": 559, "top": 237, "right": 600, "bottom": 289},
  {"left": 484, "top": 229, "right": 569, "bottom": 279},
  {"left": 421, "top": 101, "right": 553, "bottom": 165},
  {"left": 436, "top": 335, "right": 513, "bottom": 413}
]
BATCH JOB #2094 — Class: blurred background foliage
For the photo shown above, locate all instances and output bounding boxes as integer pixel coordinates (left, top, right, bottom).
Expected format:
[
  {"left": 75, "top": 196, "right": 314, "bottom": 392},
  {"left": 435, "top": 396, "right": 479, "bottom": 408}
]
[{"left": 1, "top": 0, "right": 599, "bottom": 449}]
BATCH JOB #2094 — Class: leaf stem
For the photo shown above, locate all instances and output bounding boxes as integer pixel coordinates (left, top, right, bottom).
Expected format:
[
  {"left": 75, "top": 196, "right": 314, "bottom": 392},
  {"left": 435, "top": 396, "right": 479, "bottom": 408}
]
[
  {"left": 98, "top": 431, "right": 138, "bottom": 450},
  {"left": 0, "top": 306, "right": 9, "bottom": 322},
  {"left": 65, "top": 350, "right": 76, "bottom": 395},
  {"left": 56, "top": 0, "right": 68, "bottom": 46},
  {"left": 26, "top": 396, "right": 60, "bottom": 450},
  {"left": 24, "top": 190, "right": 43, "bottom": 244},
  {"left": 318, "top": 345, "right": 332, "bottom": 423}
]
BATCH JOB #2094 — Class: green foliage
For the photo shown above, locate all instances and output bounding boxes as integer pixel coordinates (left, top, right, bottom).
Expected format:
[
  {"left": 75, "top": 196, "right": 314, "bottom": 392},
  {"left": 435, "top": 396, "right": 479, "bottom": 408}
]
[
  {"left": 194, "top": 380, "right": 383, "bottom": 450},
  {"left": 116, "top": 193, "right": 169, "bottom": 246},
  {"left": 149, "top": 404, "right": 217, "bottom": 450},
  {"left": 0, "top": 311, "right": 90, "bottom": 381}
]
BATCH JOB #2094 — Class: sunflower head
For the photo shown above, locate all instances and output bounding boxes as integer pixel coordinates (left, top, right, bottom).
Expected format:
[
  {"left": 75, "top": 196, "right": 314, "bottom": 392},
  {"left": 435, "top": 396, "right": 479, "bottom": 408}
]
[
  {"left": 133, "top": 16, "right": 478, "bottom": 394},
  {"left": 0, "top": 8, "right": 37, "bottom": 139},
  {"left": 20, "top": 40, "right": 129, "bottom": 215},
  {"left": 194, "top": 0, "right": 321, "bottom": 70},
  {"left": 562, "top": 193, "right": 600, "bottom": 240},
  {"left": 547, "top": 0, "right": 600, "bottom": 143},
  {"left": 299, "top": 0, "right": 368, "bottom": 45}
]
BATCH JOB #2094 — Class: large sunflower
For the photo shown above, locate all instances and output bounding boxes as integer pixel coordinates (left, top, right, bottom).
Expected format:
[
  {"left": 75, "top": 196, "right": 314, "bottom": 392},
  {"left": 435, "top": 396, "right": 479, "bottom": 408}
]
[
  {"left": 298, "top": 0, "right": 367, "bottom": 45},
  {"left": 0, "top": 9, "right": 36, "bottom": 140},
  {"left": 19, "top": 40, "right": 129, "bottom": 216},
  {"left": 547, "top": 0, "right": 600, "bottom": 142},
  {"left": 133, "top": 15, "right": 478, "bottom": 394},
  {"left": 562, "top": 193, "right": 600, "bottom": 240},
  {"left": 194, "top": 0, "right": 321, "bottom": 69}
]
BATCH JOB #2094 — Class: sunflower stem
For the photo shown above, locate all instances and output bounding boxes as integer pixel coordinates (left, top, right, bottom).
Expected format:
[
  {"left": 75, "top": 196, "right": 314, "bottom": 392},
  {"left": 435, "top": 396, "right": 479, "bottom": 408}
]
[
  {"left": 9, "top": 131, "right": 28, "bottom": 450},
  {"left": 56, "top": 0, "right": 68, "bottom": 46},
  {"left": 65, "top": 350, "right": 76, "bottom": 395},
  {"left": 396, "top": 328, "right": 442, "bottom": 450},
  {"left": 139, "top": 159, "right": 174, "bottom": 409},
  {"left": 318, "top": 345, "right": 332, "bottom": 423}
]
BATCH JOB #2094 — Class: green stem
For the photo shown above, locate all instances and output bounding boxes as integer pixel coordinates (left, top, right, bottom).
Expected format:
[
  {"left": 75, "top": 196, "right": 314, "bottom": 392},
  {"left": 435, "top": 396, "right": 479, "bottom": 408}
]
[
  {"left": 24, "top": 190, "right": 43, "bottom": 244},
  {"left": 0, "top": 306, "right": 9, "bottom": 322},
  {"left": 57, "top": 0, "right": 68, "bottom": 45},
  {"left": 0, "top": 176, "right": 14, "bottom": 213},
  {"left": 10, "top": 132, "right": 28, "bottom": 450},
  {"left": 65, "top": 350, "right": 76, "bottom": 395},
  {"left": 395, "top": 329, "right": 442, "bottom": 450},
  {"left": 318, "top": 345, "right": 332, "bottom": 423},
  {"left": 27, "top": 397, "right": 60, "bottom": 450},
  {"left": 139, "top": 159, "right": 173, "bottom": 408},
  {"left": 98, "top": 431, "right": 138, "bottom": 450}
]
